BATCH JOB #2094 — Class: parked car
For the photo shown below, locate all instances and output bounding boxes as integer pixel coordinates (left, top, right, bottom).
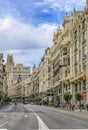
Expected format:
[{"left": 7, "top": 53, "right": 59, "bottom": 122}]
[{"left": 23, "top": 101, "right": 28, "bottom": 104}]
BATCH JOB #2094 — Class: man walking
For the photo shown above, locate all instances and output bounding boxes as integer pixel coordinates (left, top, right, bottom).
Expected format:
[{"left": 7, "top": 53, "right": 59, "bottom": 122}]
[{"left": 86, "top": 103, "right": 88, "bottom": 112}]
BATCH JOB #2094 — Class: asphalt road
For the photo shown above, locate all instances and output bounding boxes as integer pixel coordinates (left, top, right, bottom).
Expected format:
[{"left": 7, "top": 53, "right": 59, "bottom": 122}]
[{"left": 0, "top": 103, "right": 88, "bottom": 130}]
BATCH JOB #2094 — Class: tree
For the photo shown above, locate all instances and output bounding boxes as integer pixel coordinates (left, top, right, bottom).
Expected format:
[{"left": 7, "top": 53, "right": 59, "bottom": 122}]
[
  {"left": 64, "top": 92, "right": 72, "bottom": 103},
  {"left": 47, "top": 97, "right": 50, "bottom": 106},
  {"left": 0, "top": 95, "right": 2, "bottom": 101},
  {"left": 75, "top": 93, "right": 82, "bottom": 101},
  {"left": 56, "top": 96, "right": 60, "bottom": 102},
  {"left": 4, "top": 97, "right": 12, "bottom": 102}
]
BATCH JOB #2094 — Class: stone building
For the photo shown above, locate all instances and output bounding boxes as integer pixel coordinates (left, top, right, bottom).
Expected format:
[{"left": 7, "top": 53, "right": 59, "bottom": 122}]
[
  {"left": 38, "top": 48, "right": 52, "bottom": 99},
  {"left": 5, "top": 54, "right": 30, "bottom": 98},
  {"left": 32, "top": 65, "right": 39, "bottom": 98},
  {"left": 0, "top": 53, "right": 8, "bottom": 100},
  {"left": 49, "top": 0, "right": 88, "bottom": 103},
  {"left": 0, "top": 53, "right": 4, "bottom": 99}
]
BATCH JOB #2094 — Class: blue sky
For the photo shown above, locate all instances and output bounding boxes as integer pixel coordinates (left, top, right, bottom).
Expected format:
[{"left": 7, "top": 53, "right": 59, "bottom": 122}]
[{"left": 0, "top": 0, "right": 85, "bottom": 68}]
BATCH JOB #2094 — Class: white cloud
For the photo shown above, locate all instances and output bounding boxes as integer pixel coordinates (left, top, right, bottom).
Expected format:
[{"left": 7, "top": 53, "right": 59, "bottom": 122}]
[
  {"left": 43, "top": 9, "right": 49, "bottom": 13},
  {"left": 0, "top": 16, "right": 57, "bottom": 66},
  {"left": 0, "top": 0, "right": 86, "bottom": 67},
  {"left": 3, "top": 49, "right": 45, "bottom": 67},
  {"left": 35, "top": 0, "right": 85, "bottom": 12},
  {"left": 0, "top": 16, "right": 57, "bottom": 51}
]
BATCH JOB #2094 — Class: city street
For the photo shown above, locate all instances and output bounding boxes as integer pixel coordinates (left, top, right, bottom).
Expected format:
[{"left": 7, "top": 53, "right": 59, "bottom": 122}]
[
  {"left": 0, "top": 103, "right": 88, "bottom": 130},
  {"left": 0, "top": 1, "right": 88, "bottom": 130}
]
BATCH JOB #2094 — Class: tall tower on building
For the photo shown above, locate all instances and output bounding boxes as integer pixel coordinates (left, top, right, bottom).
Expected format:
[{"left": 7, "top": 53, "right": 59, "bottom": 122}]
[
  {"left": 6, "top": 54, "right": 14, "bottom": 72},
  {"left": 6, "top": 54, "right": 14, "bottom": 66},
  {"left": 32, "top": 64, "right": 36, "bottom": 72}
]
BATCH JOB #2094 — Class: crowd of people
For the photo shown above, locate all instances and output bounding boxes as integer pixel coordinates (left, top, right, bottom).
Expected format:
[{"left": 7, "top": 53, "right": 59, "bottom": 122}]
[
  {"left": 59, "top": 101, "right": 88, "bottom": 112},
  {"left": 41, "top": 100, "right": 88, "bottom": 112}
]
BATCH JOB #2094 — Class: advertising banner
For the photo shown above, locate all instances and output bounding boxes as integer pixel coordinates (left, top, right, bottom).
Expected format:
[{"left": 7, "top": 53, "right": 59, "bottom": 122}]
[{"left": 83, "top": 92, "right": 87, "bottom": 100}]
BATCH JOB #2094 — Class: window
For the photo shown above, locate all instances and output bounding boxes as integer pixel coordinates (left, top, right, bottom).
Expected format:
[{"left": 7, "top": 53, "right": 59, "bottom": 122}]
[
  {"left": 75, "top": 83, "right": 78, "bottom": 92},
  {"left": 79, "top": 83, "right": 81, "bottom": 91},
  {"left": 74, "top": 30, "right": 77, "bottom": 39},
  {"left": 65, "top": 70, "right": 68, "bottom": 77},
  {"left": 66, "top": 85, "right": 67, "bottom": 91},
  {"left": 74, "top": 40, "right": 78, "bottom": 51},
  {"left": 63, "top": 47, "right": 67, "bottom": 55},
  {"left": 83, "top": 61, "right": 86, "bottom": 71},
  {"left": 82, "top": 31, "right": 86, "bottom": 44},
  {"left": 59, "top": 89, "right": 61, "bottom": 93},
  {"left": 55, "top": 42, "right": 57, "bottom": 45},
  {"left": 83, "top": 46, "right": 87, "bottom": 57},
  {"left": 63, "top": 58, "right": 68, "bottom": 66},
  {"left": 79, "top": 64, "right": 81, "bottom": 73},
  {"left": 83, "top": 81, "right": 86, "bottom": 90},
  {"left": 82, "top": 19, "right": 86, "bottom": 30},
  {"left": 68, "top": 57, "right": 70, "bottom": 65},
  {"left": 79, "top": 26, "right": 80, "bottom": 32},
  {"left": 74, "top": 54, "right": 78, "bottom": 65},
  {"left": 75, "top": 67, "right": 78, "bottom": 76}
]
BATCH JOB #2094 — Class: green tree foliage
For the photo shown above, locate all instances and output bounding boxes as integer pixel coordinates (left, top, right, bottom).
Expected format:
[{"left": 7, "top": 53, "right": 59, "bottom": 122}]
[
  {"left": 0, "top": 95, "right": 2, "bottom": 101},
  {"left": 64, "top": 92, "right": 72, "bottom": 102},
  {"left": 30, "top": 97, "right": 42, "bottom": 102},
  {"left": 56, "top": 96, "right": 60, "bottom": 101},
  {"left": 5, "top": 97, "right": 12, "bottom": 102},
  {"left": 75, "top": 93, "right": 82, "bottom": 101}
]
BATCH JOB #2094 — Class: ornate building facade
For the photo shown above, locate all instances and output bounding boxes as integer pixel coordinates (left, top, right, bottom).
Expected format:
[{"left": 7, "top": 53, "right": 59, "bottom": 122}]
[
  {"left": 49, "top": 0, "right": 88, "bottom": 103},
  {"left": 5, "top": 54, "right": 30, "bottom": 98},
  {"left": 0, "top": 53, "right": 8, "bottom": 100}
]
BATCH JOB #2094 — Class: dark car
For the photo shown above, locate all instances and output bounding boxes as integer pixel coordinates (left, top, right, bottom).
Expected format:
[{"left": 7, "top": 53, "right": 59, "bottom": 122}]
[{"left": 23, "top": 101, "right": 28, "bottom": 104}]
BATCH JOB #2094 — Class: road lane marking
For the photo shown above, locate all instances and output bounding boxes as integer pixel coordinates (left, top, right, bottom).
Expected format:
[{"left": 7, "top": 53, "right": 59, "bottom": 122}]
[
  {"left": 24, "top": 115, "right": 28, "bottom": 118},
  {"left": 2, "top": 115, "right": 7, "bottom": 118},
  {"left": 22, "top": 104, "right": 49, "bottom": 130},
  {"left": 2, "top": 104, "right": 14, "bottom": 112},
  {"left": 26, "top": 106, "right": 49, "bottom": 130},
  {"left": 23, "top": 105, "right": 27, "bottom": 108},
  {"left": 35, "top": 114, "right": 49, "bottom": 130},
  {"left": 0, "top": 129, "right": 7, "bottom": 130},
  {"left": 0, "top": 113, "right": 5, "bottom": 117},
  {"left": 2, "top": 113, "right": 5, "bottom": 115},
  {"left": 0, "top": 121, "right": 8, "bottom": 128}
]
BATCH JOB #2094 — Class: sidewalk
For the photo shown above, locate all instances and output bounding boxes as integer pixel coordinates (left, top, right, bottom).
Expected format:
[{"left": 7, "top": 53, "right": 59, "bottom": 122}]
[
  {"left": 57, "top": 107, "right": 88, "bottom": 119},
  {"left": 0, "top": 104, "right": 12, "bottom": 111},
  {"left": 44, "top": 105, "right": 88, "bottom": 119}
]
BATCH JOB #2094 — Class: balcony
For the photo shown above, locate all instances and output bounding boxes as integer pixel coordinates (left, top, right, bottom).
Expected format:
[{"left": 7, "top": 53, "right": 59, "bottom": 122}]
[
  {"left": 54, "top": 80, "right": 61, "bottom": 88},
  {"left": 70, "top": 73, "right": 83, "bottom": 83}
]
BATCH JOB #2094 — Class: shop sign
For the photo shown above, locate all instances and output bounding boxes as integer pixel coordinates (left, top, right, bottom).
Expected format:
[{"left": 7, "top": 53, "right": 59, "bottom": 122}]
[{"left": 83, "top": 92, "right": 87, "bottom": 100}]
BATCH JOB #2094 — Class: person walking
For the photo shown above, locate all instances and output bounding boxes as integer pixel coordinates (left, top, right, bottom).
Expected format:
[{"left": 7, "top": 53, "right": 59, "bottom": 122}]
[
  {"left": 86, "top": 103, "right": 88, "bottom": 112},
  {"left": 79, "top": 101, "right": 82, "bottom": 112}
]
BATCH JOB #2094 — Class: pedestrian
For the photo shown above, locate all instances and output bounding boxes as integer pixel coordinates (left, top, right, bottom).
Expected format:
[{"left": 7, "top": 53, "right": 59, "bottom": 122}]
[
  {"left": 72, "top": 103, "right": 75, "bottom": 111},
  {"left": 86, "top": 103, "right": 88, "bottom": 112},
  {"left": 79, "top": 102, "right": 82, "bottom": 112}
]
